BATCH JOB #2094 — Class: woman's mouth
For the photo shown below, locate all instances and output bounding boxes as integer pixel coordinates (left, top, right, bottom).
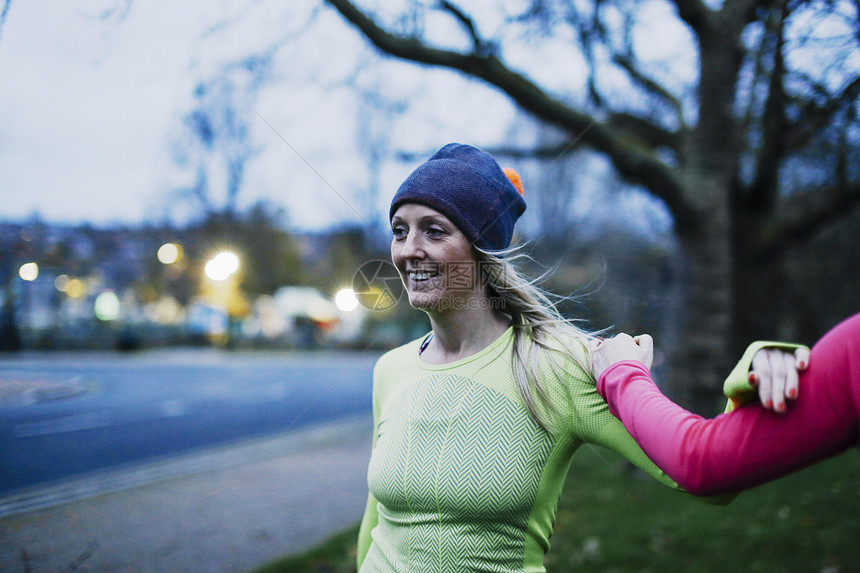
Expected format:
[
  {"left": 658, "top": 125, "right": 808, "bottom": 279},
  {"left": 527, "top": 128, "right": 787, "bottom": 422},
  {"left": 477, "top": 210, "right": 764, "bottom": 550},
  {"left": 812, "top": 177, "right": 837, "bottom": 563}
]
[{"left": 407, "top": 269, "right": 440, "bottom": 282}]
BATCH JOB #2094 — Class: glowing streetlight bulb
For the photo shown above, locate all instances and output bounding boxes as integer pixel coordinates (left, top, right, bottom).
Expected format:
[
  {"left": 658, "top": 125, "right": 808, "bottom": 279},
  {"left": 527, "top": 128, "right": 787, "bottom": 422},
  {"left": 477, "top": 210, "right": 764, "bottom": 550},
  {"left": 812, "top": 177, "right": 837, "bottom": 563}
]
[
  {"left": 94, "top": 291, "right": 121, "bottom": 321},
  {"left": 19, "top": 262, "right": 39, "bottom": 281},
  {"left": 335, "top": 288, "right": 359, "bottom": 312},
  {"left": 157, "top": 242, "right": 183, "bottom": 265},
  {"left": 65, "top": 278, "right": 86, "bottom": 299},
  {"left": 54, "top": 274, "right": 70, "bottom": 291},
  {"left": 204, "top": 251, "right": 240, "bottom": 281}
]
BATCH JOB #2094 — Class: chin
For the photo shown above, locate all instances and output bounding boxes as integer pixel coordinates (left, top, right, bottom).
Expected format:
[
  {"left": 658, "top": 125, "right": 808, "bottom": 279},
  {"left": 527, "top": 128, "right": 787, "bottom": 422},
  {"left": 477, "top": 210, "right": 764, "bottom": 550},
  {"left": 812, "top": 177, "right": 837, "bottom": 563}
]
[{"left": 407, "top": 291, "right": 440, "bottom": 310}]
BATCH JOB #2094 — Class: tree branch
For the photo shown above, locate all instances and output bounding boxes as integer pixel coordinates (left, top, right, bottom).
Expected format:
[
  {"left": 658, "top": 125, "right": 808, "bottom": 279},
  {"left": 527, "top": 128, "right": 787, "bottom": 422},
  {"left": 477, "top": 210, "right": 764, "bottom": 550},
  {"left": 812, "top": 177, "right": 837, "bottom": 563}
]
[
  {"left": 784, "top": 76, "right": 860, "bottom": 151},
  {"left": 396, "top": 141, "right": 581, "bottom": 162},
  {"left": 438, "top": 0, "right": 493, "bottom": 55},
  {"left": 749, "top": 180, "right": 860, "bottom": 261},
  {"left": 747, "top": 4, "right": 789, "bottom": 212},
  {"left": 722, "top": 0, "right": 765, "bottom": 30},
  {"left": 326, "top": 0, "right": 699, "bottom": 227},
  {"left": 607, "top": 112, "right": 680, "bottom": 151},
  {"left": 612, "top": 54, "right": 686, "bottom": 130},
  {"left": 0, "top": 0, "right": 12, "bottom": 44},
  {"left": 669, "top": 0, "right": 713, "bottom": 35},
  {"left": 559, "top": 0, "right": 608, "bottom": 109}
]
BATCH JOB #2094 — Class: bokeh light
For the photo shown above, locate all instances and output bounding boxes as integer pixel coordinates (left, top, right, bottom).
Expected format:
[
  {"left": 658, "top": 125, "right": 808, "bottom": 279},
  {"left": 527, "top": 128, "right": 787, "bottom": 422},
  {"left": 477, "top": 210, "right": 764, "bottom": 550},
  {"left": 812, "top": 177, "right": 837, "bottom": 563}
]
[
  {"left": 335, "top": 288, "right": 359, "bottom": 312},
  {"left": 65, "top": 278, "right": 86, "bottom": 299},
  {"left": 157, "top": 242, "right": 183, "bottom": 265},
  {"left": 18, "top": 262, "right": 39, "bottom": 281},
  {"left": 94, "top": 291, "right": 121, "bottom": 321},
  {"left": 54, "top": 274, "right": 70, "bottom": 291},
  {"left": 204, "top": 251, "right": 240, "bottom": 281}
]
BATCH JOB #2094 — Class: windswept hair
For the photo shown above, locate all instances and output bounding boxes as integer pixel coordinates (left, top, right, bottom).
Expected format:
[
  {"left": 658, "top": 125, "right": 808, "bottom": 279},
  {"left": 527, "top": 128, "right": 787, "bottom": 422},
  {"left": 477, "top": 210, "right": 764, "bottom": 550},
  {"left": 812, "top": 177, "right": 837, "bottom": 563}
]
[{"left": 475, "top": 246, "right": 597, "bottom": 431}]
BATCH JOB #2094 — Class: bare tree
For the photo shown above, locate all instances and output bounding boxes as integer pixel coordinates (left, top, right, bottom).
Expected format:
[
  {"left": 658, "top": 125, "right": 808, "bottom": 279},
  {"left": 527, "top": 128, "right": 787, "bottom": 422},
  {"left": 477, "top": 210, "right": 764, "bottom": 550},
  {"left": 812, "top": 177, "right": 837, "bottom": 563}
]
[
  {"left": 354, "top": 74, "right": 408, "bottom": 249},
  {"left": 326, "top": 0, "right": 860, "bottom": 411},
  {"left": 172, "top": 52, "right": 277, "bottom": 220}
]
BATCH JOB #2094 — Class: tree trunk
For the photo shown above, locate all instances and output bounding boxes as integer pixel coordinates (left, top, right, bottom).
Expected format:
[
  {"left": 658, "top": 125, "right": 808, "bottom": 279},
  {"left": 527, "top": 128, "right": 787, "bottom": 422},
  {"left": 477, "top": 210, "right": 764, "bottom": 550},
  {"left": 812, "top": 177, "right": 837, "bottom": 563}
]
[
  {"left": 733, "top": 252, "right": 795, "bottom": 351},
  {"left": 670, "top": 179, "right": 735, "bottom": 414}
]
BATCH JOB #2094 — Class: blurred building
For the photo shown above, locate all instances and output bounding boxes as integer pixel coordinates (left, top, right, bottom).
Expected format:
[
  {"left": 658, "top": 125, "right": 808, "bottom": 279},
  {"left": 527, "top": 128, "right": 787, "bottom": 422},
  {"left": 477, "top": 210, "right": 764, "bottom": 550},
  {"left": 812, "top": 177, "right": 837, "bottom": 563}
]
[{"left": 0, "top": 220, "right": 373, "bottom": 351}]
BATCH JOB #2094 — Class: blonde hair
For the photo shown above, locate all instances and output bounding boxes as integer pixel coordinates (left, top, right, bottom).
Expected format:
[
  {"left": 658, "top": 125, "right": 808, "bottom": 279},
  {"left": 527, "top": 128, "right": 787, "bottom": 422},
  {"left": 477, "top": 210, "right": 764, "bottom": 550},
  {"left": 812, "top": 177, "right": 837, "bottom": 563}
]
[{"left": 476, "top": 246, "right": 596, "bottom": 431}]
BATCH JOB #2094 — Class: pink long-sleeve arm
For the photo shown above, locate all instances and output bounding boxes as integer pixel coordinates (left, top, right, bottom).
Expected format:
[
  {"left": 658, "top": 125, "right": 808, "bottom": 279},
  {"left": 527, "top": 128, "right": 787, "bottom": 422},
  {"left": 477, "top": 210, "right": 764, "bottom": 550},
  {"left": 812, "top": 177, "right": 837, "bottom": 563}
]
[{"left": 596, "top": 315, "right": 860, "bottom": 495}]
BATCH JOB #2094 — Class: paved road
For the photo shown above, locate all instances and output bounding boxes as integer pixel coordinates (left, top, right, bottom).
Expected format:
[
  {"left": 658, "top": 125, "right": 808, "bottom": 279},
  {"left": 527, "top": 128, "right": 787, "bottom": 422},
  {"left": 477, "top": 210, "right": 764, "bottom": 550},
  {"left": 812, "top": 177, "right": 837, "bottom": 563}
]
[
  {"left": 0, "top": 415, "right": 373, "bottom": 573},
  {"left": 0, "top": 348, "right": 376, "bottom": 493}
]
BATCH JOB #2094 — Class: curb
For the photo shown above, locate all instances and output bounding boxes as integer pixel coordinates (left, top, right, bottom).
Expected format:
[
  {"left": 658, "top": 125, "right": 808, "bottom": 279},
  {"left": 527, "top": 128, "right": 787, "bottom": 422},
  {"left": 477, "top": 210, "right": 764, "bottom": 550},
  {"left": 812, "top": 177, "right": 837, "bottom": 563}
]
[{"left": 0, "top": 414, "right": 371, "bottom": 519}]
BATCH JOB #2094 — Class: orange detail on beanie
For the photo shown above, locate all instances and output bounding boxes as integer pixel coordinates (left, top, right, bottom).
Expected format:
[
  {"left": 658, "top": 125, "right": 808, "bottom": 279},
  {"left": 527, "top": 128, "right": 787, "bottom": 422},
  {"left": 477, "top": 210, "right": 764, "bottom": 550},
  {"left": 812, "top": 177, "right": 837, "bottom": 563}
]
[{"left": 503, "top": 167, "right": 524, "bottom": 195}]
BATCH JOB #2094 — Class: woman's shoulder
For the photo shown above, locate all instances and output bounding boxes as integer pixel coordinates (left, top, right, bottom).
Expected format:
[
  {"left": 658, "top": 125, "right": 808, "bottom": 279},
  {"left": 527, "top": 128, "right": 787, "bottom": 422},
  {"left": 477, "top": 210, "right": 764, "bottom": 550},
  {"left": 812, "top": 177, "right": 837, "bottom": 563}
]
[
  {"left": 371, "top": 335, "right": 430, "bottom": 402},
  {"left": 532, "top": 331, "right": 597, "bottom": 394},
  {"left": 374, "top": 333, "right": 429, "bottom": 372},
  {"left": 541, "top": 331, "right": 590, "bottom": 367}
]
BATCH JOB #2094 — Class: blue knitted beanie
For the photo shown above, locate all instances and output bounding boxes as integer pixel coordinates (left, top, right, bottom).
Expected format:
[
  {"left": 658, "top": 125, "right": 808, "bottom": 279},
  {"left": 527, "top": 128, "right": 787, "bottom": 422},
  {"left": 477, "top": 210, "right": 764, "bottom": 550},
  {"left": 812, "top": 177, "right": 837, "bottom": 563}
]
[{"left": 389, "top": 143, "right": 526, "bottom": 252}]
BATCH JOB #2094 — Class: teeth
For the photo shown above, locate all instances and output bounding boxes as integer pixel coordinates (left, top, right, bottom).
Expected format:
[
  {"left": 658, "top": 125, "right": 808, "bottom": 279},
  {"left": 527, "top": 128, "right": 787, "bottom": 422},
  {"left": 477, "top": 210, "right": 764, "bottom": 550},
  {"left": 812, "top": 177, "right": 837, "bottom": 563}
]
[{"left": 408, "top": 271, "right": 436, "bottom": 281}]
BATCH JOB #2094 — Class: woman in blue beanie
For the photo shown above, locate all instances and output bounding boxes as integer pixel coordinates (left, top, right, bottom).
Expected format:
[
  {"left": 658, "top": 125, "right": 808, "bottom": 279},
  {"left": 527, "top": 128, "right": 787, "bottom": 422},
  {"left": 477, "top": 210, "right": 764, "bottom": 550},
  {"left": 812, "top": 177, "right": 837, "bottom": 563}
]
[{"left": 356, "top": 143, "right": 830, "bottom": 573}]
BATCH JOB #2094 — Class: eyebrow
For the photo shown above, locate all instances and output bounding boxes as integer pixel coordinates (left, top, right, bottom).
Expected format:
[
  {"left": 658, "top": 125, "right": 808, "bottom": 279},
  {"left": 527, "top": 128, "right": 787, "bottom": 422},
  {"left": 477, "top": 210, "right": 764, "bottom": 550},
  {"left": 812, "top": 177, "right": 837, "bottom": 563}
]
[{"left": 392, "top": 214, "right": 451, "bottom": 226}]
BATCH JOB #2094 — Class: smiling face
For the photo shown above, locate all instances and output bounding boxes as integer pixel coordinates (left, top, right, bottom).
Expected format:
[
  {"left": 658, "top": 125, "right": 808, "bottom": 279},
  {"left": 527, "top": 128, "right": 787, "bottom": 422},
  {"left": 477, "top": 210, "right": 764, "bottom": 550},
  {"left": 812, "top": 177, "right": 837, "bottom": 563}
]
[{"left": 390, "top": 203, "right": 484, "bottom": 314}]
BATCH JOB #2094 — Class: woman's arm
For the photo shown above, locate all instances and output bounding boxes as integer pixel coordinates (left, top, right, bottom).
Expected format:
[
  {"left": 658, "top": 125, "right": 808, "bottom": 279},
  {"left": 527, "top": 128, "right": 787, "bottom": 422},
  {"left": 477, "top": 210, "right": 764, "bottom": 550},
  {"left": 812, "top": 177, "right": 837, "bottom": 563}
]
[
  {"left": 589, "top": 319, "right": 860, "bottom": 495},
  {"left": 356, "top": 360, "right": 385, "bottom": 571},
  {"left": 589, "top": 334, "right": 808, "bottom": 412},
  {"left": 560, "top": 345, "right": 728, "bottom": 501}
]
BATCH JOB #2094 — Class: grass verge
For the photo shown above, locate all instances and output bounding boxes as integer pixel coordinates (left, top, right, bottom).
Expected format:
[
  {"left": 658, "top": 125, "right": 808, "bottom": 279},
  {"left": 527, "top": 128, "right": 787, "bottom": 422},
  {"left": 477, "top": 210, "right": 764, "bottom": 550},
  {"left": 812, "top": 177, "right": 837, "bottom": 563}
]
[{"left": 252, "top": 447, "right": 860, "bottom": 573}]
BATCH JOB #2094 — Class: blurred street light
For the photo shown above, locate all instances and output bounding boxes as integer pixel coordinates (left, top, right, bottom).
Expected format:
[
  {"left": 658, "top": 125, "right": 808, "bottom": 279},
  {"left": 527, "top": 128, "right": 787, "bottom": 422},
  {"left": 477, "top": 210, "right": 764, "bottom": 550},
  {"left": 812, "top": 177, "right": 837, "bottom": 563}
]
[
  {"left": 157, "top": 242, "right": 183, "bottom": 265},
  {"left": 65, "top": 278, "right": 86, "bottom": 299},
  {"left": 94, "top": 291, "right": 121, "bottom": 321},
  {"left": 204, "top": 251, "right": 240, "bottom": 281},
  {"left": 199, "top": 251, "right": 248, "bottom": 343},
  {"left": 335, "top": 288, "right": 359, "bottom": 312},
  {"left": 18, "top": 262, "right": 38, "bottom": 281},
  {"left": 54, "top": 274, "right": 69, "bottom": 291}
]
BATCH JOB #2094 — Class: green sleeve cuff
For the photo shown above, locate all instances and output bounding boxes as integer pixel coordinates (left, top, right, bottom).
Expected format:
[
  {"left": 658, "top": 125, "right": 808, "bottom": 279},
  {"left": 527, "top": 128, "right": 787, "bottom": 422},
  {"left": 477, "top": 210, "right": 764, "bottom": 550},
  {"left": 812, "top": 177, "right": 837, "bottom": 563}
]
[{"left": 723, "top": 340, "right": 807, "bottom": 411}]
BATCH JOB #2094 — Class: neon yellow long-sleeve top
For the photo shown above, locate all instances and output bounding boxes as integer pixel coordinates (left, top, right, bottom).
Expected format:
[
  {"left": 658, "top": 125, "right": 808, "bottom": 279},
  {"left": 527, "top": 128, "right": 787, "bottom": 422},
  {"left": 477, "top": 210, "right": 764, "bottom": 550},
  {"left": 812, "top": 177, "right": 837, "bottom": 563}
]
[{"left": 357, "top": 327, "right": 690, "bottom": 573}]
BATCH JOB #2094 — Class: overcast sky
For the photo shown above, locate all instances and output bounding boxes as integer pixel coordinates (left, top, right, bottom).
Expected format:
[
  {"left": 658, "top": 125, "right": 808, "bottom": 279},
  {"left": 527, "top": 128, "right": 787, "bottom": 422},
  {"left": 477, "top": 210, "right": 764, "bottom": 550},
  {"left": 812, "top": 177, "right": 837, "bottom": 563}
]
[
  {"left": 0, "top": 0, "right": 677, "bottom": 240},
  {"left": 1, "top": 1, "right": 208, "bottom": 225},
  {"left": 0, "top": 1, "right": 509, "bottom": 230},
  {"left": 0, "top": 1, "right": 371, "bottom": 229}
]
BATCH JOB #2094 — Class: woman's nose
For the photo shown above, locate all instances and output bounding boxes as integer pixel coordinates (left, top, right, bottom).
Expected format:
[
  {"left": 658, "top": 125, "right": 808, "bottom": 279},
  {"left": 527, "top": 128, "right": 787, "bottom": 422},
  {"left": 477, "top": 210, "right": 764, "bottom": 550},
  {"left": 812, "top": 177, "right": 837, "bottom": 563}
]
[{"left": 400, "top": 231, "right": 424, "bottom": 260}]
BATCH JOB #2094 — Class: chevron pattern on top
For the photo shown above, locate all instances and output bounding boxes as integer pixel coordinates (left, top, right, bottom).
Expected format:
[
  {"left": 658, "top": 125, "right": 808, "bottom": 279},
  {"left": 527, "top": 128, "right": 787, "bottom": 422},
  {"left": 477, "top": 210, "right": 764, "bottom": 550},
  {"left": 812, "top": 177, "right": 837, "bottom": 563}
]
[{"left": 366, "top": 373, "right": 555, "bottom": 572}]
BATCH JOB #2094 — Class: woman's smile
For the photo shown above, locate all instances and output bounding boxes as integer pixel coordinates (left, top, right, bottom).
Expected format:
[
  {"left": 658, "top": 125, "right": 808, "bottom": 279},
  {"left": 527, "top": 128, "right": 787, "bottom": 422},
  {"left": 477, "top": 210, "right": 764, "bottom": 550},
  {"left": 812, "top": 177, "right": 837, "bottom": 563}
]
[
  {"left": 406, "top": 269, "right": 440, "bottom": 282},
  {"left": 390, "top": 203, "right": 481, "bottom": 311}
]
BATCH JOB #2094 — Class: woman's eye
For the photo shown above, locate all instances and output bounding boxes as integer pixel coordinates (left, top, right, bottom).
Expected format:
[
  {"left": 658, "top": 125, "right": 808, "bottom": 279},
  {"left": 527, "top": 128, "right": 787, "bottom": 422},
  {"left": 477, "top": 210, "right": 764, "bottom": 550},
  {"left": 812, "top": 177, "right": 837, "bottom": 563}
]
[
  {"left": 427, "top": 227, "right": 444, "bottom": 238},
  {"left": 392, "top": 227, "right": 406, "bottom": 239}
]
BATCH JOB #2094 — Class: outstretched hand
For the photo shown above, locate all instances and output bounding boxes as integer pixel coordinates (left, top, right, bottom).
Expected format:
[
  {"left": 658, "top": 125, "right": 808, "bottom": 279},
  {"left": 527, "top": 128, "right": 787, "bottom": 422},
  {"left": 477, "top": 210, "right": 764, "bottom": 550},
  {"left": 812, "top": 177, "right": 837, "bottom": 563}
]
[
  {"left": 750, "top": 347, "right": 810, "bottom": 413},
  {"left": 588, "top": 334, "right": 811, "bottom": 414},
  {"left": 588, "top": 333, "right": 654, "bottom": 382}
]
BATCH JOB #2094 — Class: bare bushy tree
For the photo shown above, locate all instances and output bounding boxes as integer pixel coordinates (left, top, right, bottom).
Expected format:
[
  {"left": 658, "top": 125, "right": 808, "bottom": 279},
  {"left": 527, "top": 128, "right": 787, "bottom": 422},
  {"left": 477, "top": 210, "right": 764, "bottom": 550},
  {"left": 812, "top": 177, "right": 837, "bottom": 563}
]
[{"left": 326, "top": 0, "right": 860, "bottom": 411}]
